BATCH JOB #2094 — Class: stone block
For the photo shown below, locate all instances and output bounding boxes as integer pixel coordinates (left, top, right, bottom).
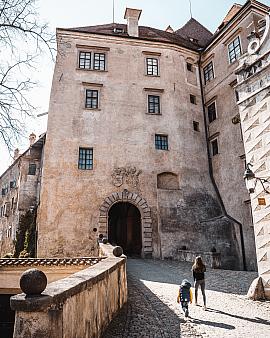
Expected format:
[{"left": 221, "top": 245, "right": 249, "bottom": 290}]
[{"left": 247, "top": 276, "right": 266, "bottom": 300}]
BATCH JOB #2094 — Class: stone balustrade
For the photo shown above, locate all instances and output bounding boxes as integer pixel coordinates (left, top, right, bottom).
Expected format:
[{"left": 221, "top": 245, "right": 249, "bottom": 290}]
[
  {"left": 175, "top": 249, "right": 221, "bottom": 269},
  {"left": 10, "top": 244, "right": 127, "bottom": 338}
]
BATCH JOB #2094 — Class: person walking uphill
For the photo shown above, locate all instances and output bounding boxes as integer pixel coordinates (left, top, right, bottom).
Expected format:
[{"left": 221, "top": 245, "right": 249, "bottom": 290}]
[{"left": 192, "top": 256, "right": 207, "bottom": 310}]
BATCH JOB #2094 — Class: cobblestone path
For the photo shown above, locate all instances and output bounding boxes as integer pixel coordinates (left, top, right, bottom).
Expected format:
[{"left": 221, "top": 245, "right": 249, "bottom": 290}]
[{"left": 102, "top": 259, "right": 270, "bottom": 338}]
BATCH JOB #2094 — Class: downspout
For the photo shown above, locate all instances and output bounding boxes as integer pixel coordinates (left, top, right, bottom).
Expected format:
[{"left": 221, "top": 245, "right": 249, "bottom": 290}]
[{"left": 198, "top": 51, "right": 247, "bottom": 271}]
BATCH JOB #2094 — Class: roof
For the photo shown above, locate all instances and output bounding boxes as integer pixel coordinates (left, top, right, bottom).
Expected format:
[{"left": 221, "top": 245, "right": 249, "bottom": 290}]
[
  {"left": 175, "top": 18, "right": 213, "bottom": 48},
  {"left": 0, "top": 257, "right": 105, "bottom": 268},
  {"left": 217, "top": 4, "right": 243, "bottom": 30},
  {"left": 62, "top": 23, "right": 202, "bottom": 51}
]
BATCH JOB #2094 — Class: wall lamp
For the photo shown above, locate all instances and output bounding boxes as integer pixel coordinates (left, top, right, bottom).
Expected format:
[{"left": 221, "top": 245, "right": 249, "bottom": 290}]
[{"left": 244, "top": 163, "right": 270, "bottom": 194}]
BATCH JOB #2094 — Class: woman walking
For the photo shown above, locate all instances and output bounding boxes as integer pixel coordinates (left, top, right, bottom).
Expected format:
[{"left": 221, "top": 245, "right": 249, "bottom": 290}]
[{"left": 192, "top": 256, "right": 206, "bottom": 309}]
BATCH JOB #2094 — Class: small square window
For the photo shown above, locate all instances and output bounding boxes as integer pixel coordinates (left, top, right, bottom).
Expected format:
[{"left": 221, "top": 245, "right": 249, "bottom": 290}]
[
  {"left": 207, "top": 102, "right": 217, "bottom": 123},
  {"left": 203, "top": 61, "right": 214, "bottom": 84},
  {"left": 228, "top": 36, "right": 242, "bottom": 63},
  {"left": 148, "top": 95, "right": 160, "bottom": 114},
  {"left": 146, "top": 58, "right": 159, "bottom": 76},
  {"left": 193, "top": 121, "right": 199, "bottom": 132},
  {"left": 190, "top": 95, "right": 196, "bottom": 104},
  {"left": 155, "top": 134, "right": 168, "bottom": 150},
  {"left": 187, "top": 63, "right": 193, "bottom": 72},
  {"left": 85, "top": 89, "right": 99, "bottom": 109},
  {"left": 211, "top": 139, "right": 219, "bottom": 156},
  {"left": 28, "top": 163, "right": 36, "bottom": 175},
  {"left": 78, "top": 148, "right": 93, "bottom": 170}
]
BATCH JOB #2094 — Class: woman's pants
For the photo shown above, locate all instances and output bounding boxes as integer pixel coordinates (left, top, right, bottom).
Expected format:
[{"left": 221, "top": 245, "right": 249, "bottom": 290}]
[{"left": 194, "top": 279, "right": 206, "bottom": 306}]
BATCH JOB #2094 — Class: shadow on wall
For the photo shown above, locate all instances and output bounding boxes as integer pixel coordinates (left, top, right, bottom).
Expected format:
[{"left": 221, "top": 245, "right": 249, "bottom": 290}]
[{"left": 158, "top": 189, "right": 242, "bottom": 270}]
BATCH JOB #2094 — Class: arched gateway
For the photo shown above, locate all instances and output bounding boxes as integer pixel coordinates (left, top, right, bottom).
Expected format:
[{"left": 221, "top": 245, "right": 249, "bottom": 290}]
[{"left": 98, "top": 189, "right": 153, "bottom": 257}]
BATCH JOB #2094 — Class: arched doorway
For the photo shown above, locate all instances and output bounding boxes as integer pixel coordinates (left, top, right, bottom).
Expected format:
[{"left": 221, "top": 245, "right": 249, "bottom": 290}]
[{"left": 108, "top": 202, "right": 142, "bottom": 256}]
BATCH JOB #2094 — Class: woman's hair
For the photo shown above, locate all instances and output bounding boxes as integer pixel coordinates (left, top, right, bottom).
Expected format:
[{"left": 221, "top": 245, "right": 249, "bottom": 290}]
[{"left": 192, "top": 256, "right": 206, "bottom": 272}]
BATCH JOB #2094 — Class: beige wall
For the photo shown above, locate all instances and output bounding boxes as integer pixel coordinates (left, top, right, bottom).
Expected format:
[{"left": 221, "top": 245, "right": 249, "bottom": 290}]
[
  {"left": 38, "top": 31, "right": 230, "bottom": 260},
  {"left": 201, "top": 10, "right": 266, "bottom": 270}
]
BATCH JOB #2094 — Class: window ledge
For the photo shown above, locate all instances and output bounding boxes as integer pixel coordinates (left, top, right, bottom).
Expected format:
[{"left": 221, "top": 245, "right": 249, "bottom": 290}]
[
  {"left": 84, "top": 108, "right": 101, "bottom": 111},
  {"left": 145, "top": 74, "right": 160, "bottom": 77},
  {"left": 76, "top": 68, "right": 108, "bottom": 73},
  {"left": 146, "top": 113, "right": 162, "bottom": 116}
]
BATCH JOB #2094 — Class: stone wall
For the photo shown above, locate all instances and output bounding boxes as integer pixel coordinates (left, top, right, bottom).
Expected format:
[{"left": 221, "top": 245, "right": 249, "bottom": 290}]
[{"left": 11, "top": 245, "right": 127, "bottom": 338}]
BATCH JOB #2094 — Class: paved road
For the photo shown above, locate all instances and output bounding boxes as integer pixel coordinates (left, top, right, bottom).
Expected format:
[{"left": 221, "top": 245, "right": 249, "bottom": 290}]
[{"left": 103, "top": 259, "right": 270, "bottom": 338}]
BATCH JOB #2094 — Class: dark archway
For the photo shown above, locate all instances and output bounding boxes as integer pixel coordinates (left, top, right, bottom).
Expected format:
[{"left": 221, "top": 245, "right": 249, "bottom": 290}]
[{"left": 108, "top": 202, "right": 142, "bottom": 256}]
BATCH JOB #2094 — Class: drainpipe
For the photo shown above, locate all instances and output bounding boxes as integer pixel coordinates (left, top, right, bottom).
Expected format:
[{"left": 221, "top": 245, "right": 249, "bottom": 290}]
[{"left": 198, "top": 51, "right": 247, "bottom": 271}]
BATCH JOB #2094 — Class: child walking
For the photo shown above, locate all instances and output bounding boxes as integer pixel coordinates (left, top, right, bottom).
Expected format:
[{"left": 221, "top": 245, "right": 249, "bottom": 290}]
[{"left": 177, "top": 279, "right": 193, "bottom": 317}]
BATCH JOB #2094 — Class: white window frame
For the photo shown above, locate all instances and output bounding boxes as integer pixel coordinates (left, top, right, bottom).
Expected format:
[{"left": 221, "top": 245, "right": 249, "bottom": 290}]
[
  {"left": 207, "top": 100, "right": 217, "bottom": 123},
  {"left": 203, "top": 61, "right": 215, "bottom": 84},
  {"left": 77, "top": 47, "right": 108, "bottom": 71},
  {"left": 145, "top": 57, "right": 159, "bottom": 76}
]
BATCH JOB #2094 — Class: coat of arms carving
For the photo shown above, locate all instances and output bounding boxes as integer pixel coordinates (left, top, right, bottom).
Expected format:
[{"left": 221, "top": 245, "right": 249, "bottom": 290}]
[{"left": 112, "top": 166, "right": 142, "bottom": 188}]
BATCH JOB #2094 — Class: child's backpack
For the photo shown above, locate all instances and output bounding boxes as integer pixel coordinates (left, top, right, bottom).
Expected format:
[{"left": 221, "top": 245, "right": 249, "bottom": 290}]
[{"left": 179, "top": 279, "right": 191, "bottom": 302}]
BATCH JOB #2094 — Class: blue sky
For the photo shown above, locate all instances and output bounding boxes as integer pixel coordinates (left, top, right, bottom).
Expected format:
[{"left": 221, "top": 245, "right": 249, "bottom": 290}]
[{"left": 1, "top": 0, "right": 270, "bottom": 174}]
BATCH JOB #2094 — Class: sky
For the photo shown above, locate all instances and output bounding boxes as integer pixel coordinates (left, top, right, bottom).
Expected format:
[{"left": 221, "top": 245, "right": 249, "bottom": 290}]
[{"left": 1, "top": 0, "right": 270, "bottom": 175}]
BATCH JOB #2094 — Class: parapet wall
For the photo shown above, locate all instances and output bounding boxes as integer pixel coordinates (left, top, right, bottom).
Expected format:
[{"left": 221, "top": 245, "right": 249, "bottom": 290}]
[{"left": 11, "top": 245, "right": 127, "bottom": 338}]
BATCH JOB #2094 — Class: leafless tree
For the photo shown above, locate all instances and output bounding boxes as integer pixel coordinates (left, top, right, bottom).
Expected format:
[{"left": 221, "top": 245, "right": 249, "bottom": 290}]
[{"left": 0, "top": 0, "right": 55, "bottom": 151}]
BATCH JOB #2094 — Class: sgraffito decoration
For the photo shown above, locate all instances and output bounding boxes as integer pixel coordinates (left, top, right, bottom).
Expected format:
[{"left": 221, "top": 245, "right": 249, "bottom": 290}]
[{"left": 112, "top": 166, "right": 142, "bottom": 187}]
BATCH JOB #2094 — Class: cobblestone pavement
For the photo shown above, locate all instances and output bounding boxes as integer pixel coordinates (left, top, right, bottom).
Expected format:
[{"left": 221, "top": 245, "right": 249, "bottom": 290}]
[{"left": 102, "top": 259, "right": 270, "bottom": 338}]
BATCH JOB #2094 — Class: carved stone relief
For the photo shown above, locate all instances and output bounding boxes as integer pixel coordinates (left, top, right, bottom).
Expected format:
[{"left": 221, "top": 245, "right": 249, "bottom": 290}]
[{"left": 112, "top": 166, "right": 142, "bottom": 188}]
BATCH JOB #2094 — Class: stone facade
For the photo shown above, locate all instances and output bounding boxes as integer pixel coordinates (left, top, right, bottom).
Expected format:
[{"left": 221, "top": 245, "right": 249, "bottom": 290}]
[
  {"left": 0, "top": 134, "right": 44, "bottom": 257},
  {"left": 236, "top": 12, "right": 270, "bottom": 297}
]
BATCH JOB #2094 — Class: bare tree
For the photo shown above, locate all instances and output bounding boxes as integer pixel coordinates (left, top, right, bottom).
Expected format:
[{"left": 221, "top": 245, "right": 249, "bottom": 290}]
[{"left": 0, "top": 0, "right": 55, "bottom": 151}]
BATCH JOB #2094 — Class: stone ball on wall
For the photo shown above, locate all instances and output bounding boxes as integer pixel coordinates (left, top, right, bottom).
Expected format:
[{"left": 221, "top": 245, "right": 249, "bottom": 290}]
[
  {"left": 20, "top": 268, "right": 47, "bottom": 295},
  {"left": 113, "top": 246, "right": 123, "bottom": 257}
]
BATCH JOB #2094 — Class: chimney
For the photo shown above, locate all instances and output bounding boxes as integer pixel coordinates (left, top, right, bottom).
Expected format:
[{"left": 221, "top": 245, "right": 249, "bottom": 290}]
[
  {"left": 29, "top": 132, "right": 36, "bottom": 146},
  {"left": 13, "top": 148, "right": 20, "bottom": 161},
  {"left": 124, "top": 8, "right": 142, "bottom": 37}
]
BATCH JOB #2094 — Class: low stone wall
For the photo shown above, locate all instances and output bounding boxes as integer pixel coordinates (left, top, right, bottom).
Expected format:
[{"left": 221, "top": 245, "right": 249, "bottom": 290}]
[
  {"left": 11, "top": 245, "right": 127, "bottom": 338},
  {"left": 175, "top": 249, "right": 221, "bottom": 269}
]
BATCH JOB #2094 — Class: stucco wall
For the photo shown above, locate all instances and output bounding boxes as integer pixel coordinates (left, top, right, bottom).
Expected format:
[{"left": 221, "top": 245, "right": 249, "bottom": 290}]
[{"left": 11, "top": 249, "right": 127, "bottom": 338}]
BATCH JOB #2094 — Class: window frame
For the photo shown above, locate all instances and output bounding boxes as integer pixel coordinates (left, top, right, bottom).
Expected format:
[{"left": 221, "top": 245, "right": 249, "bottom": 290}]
[
  {"left": 79, "top": 51, "right": 92, "bottom": 70},
  {"left": 85, "top": 89, "right": 99, "bottom": 109},
  {"left": 187, "top": 62, "right": 193, "bottom": 72},
  {"left": 77, "top": 47, "right": 107, "bottom": 71},
  {"left": 203, "top": 61, "right": 214, "bottom": 84},
  {"left": 190, "top": 94, "right": 197, "bottom": 105},
  {"left": 148, "top": 95, "right": 161, "bottom": 114},
  {"left": 207, "top": 101, "right": 217, "bottom": 123},
  {"left": 211, "top": 138, "right": 219, "bottom": 156},
  {"left": 146, "top": 57, "right": 159, "bottom": 76},
  {"left": 193, "top": 121, "right": 200, "bottom": 132},
  {"left": 28, "top": 163, "right": 37, "bottom": 175},
  {"left": 228, "top": 36, "right": 242, "bottom": 64},
  {"left": 93, "top": 52, "right": 106, "bottom": 71},
  {"left": 78, "top": 147, "right": 93, "bottom": 170},
  {"left": 155, "top": 134, "right": 168, "bottom": 150}
]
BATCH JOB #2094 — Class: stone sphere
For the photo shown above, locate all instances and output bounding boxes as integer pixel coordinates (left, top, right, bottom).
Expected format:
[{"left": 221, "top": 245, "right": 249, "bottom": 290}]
[
  {"left": 20, "top": 268, "right": 47, "bottom": 295},
  {"left": 102, "top": 238, "right": 108, "bottom": 244},
  {"left": 113, "top": 246, "right": 123, "bottom": 257}
]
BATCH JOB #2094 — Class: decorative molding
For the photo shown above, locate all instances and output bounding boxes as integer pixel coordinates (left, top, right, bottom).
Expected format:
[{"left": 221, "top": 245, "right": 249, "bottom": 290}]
[
  {"left": 142, "top": 51, "right": 161, "bottom": 56},
  {"left": 82, "top": 82, "right": 103, "bottom": 87},
  {"left": 112, "top": 166, "right": 142, "bottom": 188},
  {"left": 76, "top": 44, "right": 110, "bottom": 51},
  {"left": 144, "top": 88, "right": 164, "bottom": 93}
]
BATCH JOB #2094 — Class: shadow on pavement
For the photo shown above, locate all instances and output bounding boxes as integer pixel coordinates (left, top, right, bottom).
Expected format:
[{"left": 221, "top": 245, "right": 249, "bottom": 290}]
[
  {"left": 127, "top": 258, "right": 258, "bottom": 295},
  {"left": 189, "top": 317, "right": 235, "bottom": 330},
  {"left": 207, "top": 307, "right": 270, "bottom": 326}
]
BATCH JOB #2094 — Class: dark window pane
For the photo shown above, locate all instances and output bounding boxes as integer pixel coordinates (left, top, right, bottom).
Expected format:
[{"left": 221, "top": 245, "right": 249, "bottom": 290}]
[
  {"left": 208, "top": 102, "right": 217, "bottom": 123},
  {"left": 78, "top": 148, "right": 93, "bottom": 170},
  {"left": 211, "top": 139, "right": 219, "bottom": 156},
  {"left": 203, "top": 61, "right": 214, "bottom": 84},
  {"left": 148, "top": 95, "right": 160, "bottom": 114},
  {"left": 228, "top": 37, "right": 241, "bottom": 63},
  {"left": 85, "top": 90, "right": 99, "bottom": 109},
  {"left": 190, "top": 94, "right": 196, "bottom": 104},
  {"left": 187, "top": 63, "right": 193, "bottom": 72},
  {"left": 155, "top": 134, "right": 168, "bottom": 150},
  {"left": 193, "top": 121, "right": 199, "bottom": 131},
  {"left": 28, "top": 163, "right": 36, "bottom": 175}
]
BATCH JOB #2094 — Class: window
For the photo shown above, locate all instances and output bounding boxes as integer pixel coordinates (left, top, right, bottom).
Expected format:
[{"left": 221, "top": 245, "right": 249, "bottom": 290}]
[
  {"left": 85, "top": 90, "right": 99, "bottom": 109},
  {"left": 211, "top": 139, "right": 219, "bottom": 156},
  {"left": 235, "top": 89, "right": 239, "bottom": 102},
  {"left": 203, "top": 61, "right": 214, "bottom": 84},
  {"left": 155, "top": 134, "right": 168, "bottom": 150},
  {"left": 94, "top": 53, "right": 105, "bottom": 71},
  {"left": 207, "top": 102, "right": 217, "bottom": 123},
  {"left": 79, "top": 51, "right": 106, "bottom": 70},
  {"left": 79, "top": 52, "right": 91, "bottom": 69},
  {"left": 148, "top": 95, "right": 160, "bottom": 114},
  {"left": 193, "top": 121, "right": 199, "bottom": 132},
  {"left": 146, "top": 58, "right": 159, "bottom": 76},
  {"left": 187, "top": 62, "right": 193, "bottom": 72},
  {"left": 228, "top": 36, "right": 242, "bottom": 63},
  {"left": 190, "top": 94, "right": 196, "bottom": 104},
  {"left": 78, "top": 148, "right": 93, "bottom": 170},
  {"left": 28, "top": 163, "right": 36, "bottom": 175}
]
